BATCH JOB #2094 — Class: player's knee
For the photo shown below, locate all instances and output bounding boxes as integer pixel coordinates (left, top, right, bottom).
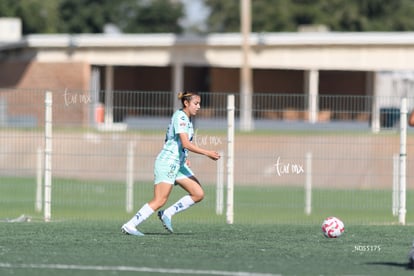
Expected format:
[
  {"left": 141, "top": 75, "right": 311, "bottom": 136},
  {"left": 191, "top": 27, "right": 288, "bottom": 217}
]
[
  {"left": 192, "top": 190, "right": 204, "bottom": 203},
  {"left": 150, "top": 197, "right": 168, "bottom": 210}
]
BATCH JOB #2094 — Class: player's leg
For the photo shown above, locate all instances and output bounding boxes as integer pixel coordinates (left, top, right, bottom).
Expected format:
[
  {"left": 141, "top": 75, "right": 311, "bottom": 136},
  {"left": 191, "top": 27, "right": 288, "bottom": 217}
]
[
  {"left": 158, "top": 169, "right": 204, "bottom": 233},
  {"left": 157, "top": 163, "right": 202, "bottom": 233},
  {"left": 165, "top": 162, "right": 203, "bottom": 211},
  {"left": 122, "top": 183, "right": 173, "bottom": 236},
  {"left": 175, "top": 175, "right": 204, "bottom": 203},
  {"left": 161, "top": 175, "right": 203, "bottom": 218},
  {"left": 148, "top": 182, "right": 174, "bottom": 210},
  {"left": 122, "top": 160, "right": 177, "bottom": 236}
]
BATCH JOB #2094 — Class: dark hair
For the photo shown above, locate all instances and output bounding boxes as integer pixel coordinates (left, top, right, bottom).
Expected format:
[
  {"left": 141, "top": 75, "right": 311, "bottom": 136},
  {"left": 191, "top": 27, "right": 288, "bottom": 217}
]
[{"left": 177, "top": 91, "right": 199, "bottom": 107}]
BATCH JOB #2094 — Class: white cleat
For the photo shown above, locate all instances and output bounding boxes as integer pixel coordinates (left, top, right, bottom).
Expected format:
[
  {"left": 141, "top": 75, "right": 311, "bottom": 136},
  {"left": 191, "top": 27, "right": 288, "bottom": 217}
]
[{"left": 121, "top": 224, "right": 144, "bottom": 236}]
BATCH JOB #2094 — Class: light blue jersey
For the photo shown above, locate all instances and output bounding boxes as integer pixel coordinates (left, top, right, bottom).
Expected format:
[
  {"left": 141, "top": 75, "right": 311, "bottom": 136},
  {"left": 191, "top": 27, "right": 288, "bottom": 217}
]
[
  {"left": 156, "top": 109, "right": 194, "bottom": 165},
  {"left": 154, "top": 109, "right": 195, "bottom": 184}
]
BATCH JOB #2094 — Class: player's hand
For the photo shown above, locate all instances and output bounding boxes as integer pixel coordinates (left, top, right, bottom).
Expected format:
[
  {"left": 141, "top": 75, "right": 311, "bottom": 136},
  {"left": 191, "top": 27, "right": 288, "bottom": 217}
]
[{"left": 208, "top": 151, "right": 221, "bottom": 161}]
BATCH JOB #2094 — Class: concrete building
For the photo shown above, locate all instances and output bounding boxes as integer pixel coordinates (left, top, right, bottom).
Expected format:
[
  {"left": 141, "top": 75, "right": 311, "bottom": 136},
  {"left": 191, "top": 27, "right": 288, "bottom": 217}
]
[{"left": 1, "top": 19, "right": 414, "bottom": 129}]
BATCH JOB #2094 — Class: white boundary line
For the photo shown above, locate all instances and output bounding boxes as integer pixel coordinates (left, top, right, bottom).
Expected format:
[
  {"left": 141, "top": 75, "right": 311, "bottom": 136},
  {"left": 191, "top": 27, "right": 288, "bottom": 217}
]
[{"left": 0, "top": 263, "right": 281, "bottom": 276}]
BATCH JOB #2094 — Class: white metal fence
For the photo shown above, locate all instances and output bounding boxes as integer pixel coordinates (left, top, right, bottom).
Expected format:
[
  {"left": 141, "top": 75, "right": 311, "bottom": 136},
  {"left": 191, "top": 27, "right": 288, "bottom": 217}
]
[{"left": 1, "top": 88, "right": 413, "bottom": 225}]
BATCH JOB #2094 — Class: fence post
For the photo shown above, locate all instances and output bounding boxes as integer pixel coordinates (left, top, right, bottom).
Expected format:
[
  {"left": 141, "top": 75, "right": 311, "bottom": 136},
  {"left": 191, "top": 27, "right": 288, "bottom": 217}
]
[
  {"left": 392, "top": 153, "right": 399, "bottom": 216},
  {"left": 44, "top": 91, "right": 53, "bottom": 222},
  {"left": 126, "top": 141, "right": 135, "bottom": 213},
  {"left": 398, "top": 97, "right": 407, "bottom": 225},
  {"left": 226, "top": 95, "right": 235, "bottom": 224},
  {"left": 216, "top": 150, "right": 224, "bottom": 215},
  {"left": 304, "top": 152, "right": 312, "bottom": 215},
  {"left": 35, "top": 147, "right": 43, "bottom": 212}
]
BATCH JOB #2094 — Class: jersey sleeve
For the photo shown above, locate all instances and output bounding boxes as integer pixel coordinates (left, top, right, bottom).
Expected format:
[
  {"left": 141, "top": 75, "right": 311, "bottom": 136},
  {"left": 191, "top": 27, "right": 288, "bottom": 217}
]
[{"left": 174, "top": 112, "right": 189, "bottom": 134}]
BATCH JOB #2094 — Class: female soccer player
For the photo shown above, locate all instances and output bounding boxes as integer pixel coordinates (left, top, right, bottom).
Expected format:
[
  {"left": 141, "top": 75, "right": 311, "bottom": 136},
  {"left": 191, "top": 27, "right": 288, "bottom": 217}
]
[{"left": 121, "top": 91, "right": 221, "bottom": 236}]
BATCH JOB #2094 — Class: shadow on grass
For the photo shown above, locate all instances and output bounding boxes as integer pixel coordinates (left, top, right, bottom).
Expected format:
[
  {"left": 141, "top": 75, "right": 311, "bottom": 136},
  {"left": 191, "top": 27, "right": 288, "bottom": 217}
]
[
  {"left": 140, "top": 232, "right": 195, "bottom": 236},
  {"left": 365, "top": 262, "right": 410, "bottom": 269}
]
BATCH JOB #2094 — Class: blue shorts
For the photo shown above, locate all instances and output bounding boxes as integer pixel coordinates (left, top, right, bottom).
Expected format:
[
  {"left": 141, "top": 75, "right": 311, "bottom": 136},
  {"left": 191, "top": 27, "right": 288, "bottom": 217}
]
[{"left": 154, "top": 158, "right": 194, "bottom": 185}]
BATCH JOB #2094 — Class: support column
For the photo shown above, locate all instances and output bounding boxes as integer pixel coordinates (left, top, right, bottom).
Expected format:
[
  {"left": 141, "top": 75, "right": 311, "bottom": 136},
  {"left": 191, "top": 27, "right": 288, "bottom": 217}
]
[
  {"left": 366, "top": 72, "right": 381, "bottom": 133},
  {"left": 240, "top": 0, "right": 254, "bottom": 131},
  {"left": 0, "top": 96, "right": 7, "bottom": 127},
  {"left": 104, "top": 65, "right": 114, "bottom": 124},
  {"left": 172, "top": 62, "right": 184, "bottom": 110},
  {"left": 370, "top": 71, "right": 380, "bottom": 133},
  {"left": 90, "top": 66, "right": 101, "bottom": 126},
  {"left": 305, "top": 69, "right": 319, "bottom": 124}
]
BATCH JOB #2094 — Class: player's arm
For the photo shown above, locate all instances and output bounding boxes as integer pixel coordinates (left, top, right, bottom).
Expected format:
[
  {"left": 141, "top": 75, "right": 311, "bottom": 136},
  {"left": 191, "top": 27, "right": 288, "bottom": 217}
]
[
  {"left": 179, "top": 133, "right": 220, "bottom": 160},
  {"left": 409, "top": 111, "right": 414, "bottom": 127}
]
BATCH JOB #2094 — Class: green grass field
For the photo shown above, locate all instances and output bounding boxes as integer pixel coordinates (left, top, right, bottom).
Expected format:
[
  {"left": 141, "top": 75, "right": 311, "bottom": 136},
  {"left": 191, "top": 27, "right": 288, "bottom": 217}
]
[
  {"left": 1, "top": 221, "right": 414, "bottom": 275},
  {"left": 3, "top": 176, "right": 414, "bottom": 275},
  {"left": 2, "top": 176, "right": 414, "bottom": 224}
]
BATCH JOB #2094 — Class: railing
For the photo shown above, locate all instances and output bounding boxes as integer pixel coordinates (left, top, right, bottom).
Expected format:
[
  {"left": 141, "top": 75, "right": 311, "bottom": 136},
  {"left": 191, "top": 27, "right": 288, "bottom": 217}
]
[{"left": 0, "top": 89, "right": 413, "bottom": 225}]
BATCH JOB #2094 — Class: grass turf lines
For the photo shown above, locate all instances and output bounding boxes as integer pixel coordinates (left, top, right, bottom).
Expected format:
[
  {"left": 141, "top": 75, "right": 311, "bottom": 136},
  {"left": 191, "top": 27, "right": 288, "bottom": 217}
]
[{"left": 1, "top": 221, "right": 414, "bottom": 276}]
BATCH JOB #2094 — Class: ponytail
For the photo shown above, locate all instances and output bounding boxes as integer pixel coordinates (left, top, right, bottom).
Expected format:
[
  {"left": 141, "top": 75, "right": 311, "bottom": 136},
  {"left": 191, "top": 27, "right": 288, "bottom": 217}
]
[{"left": 178, "top": 91, "right": 199, "bottom": 107}]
